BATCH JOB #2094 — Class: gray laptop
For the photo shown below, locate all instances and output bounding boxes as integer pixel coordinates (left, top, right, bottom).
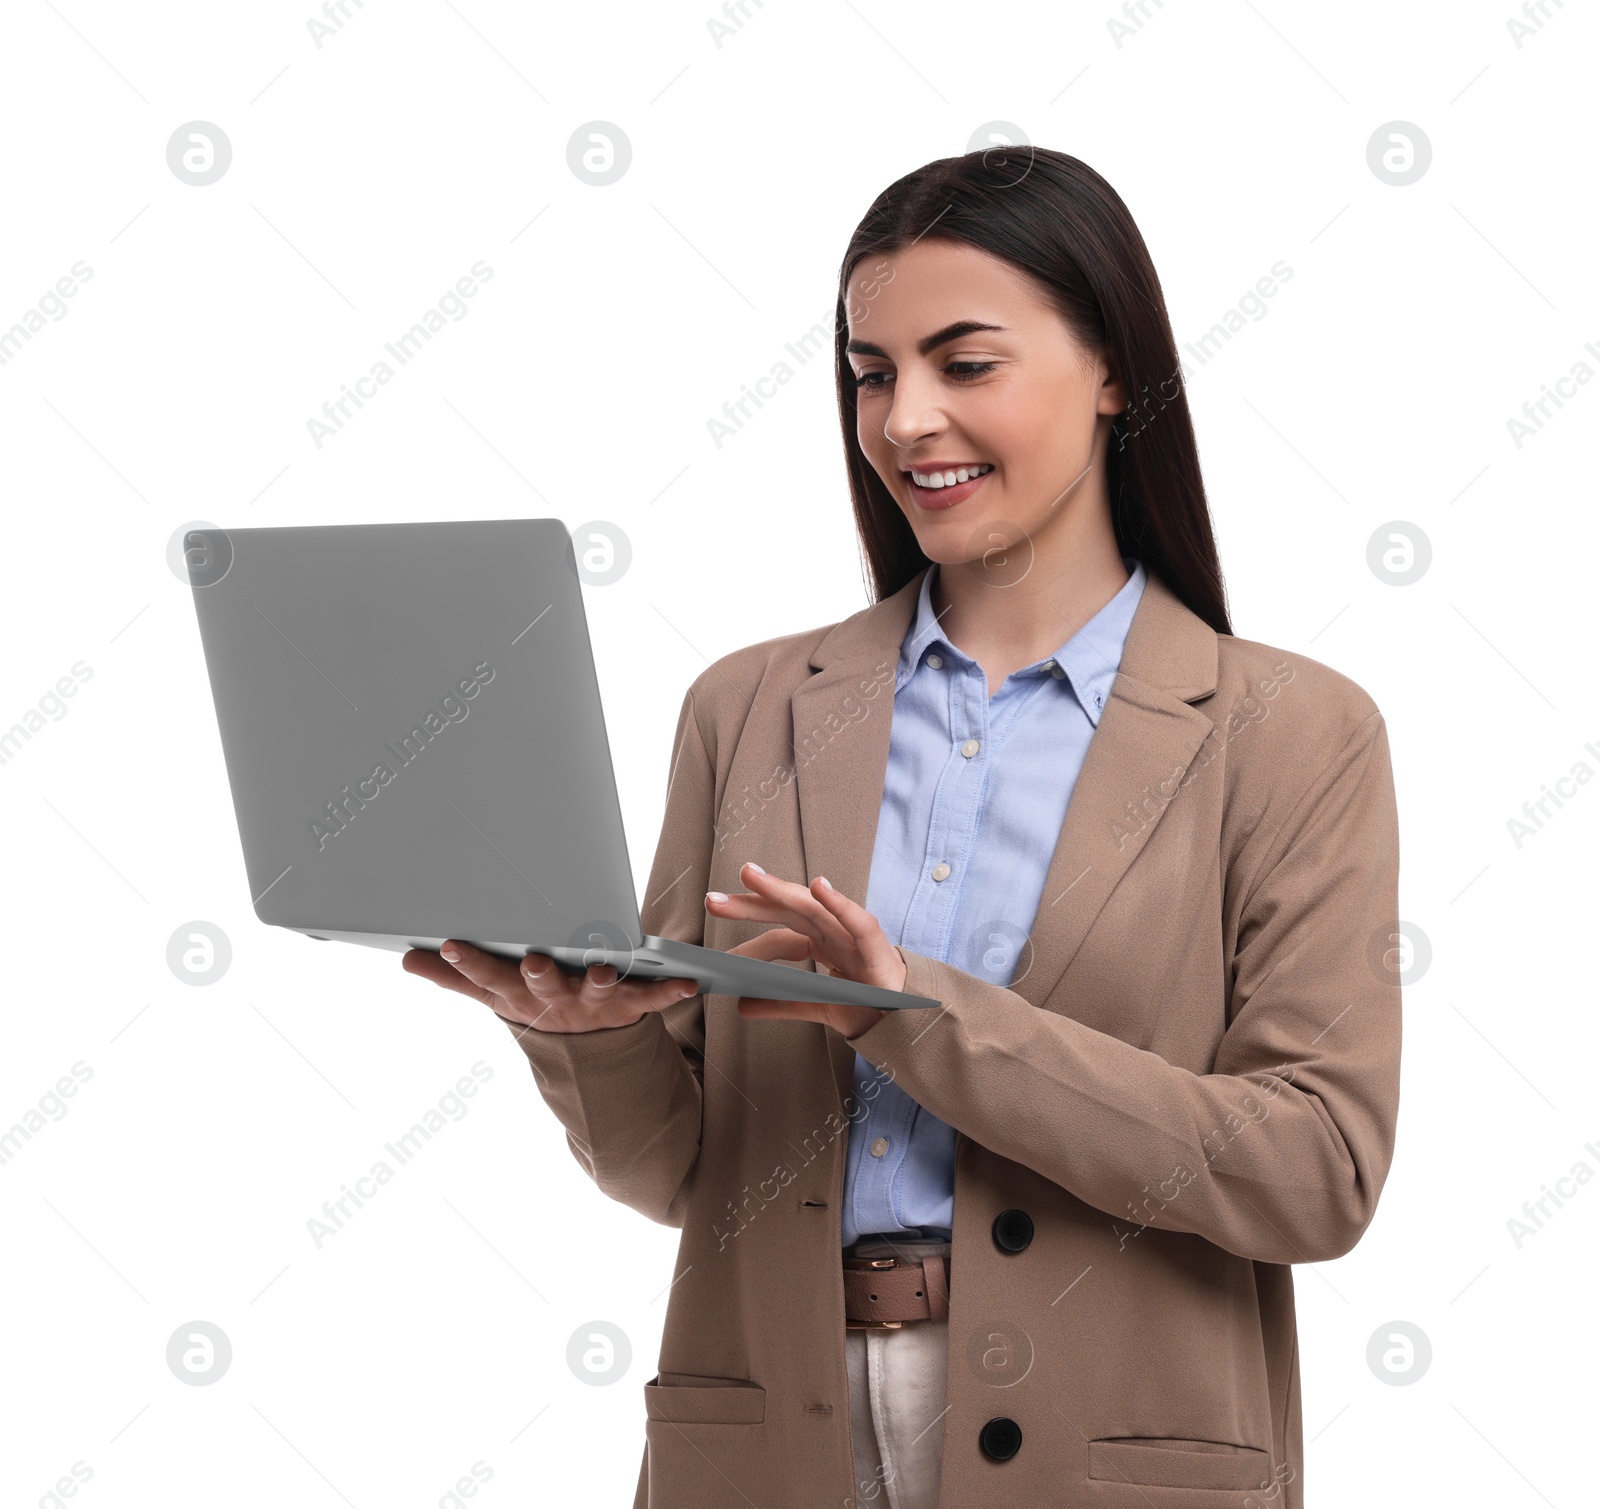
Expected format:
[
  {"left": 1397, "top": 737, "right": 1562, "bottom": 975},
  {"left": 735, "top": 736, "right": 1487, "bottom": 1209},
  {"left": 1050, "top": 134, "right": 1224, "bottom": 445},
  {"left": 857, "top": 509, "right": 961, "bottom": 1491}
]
[{"left": 183, "top": 517, "right": 939, "bottom": 1011}]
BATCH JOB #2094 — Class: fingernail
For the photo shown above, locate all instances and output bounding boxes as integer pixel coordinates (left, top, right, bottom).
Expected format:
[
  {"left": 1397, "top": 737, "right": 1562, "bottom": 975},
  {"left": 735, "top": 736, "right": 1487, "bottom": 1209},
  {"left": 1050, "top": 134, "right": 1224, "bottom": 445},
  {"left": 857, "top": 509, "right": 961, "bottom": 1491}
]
[
  {"left": 706, "top": 891, "right": 728, "bottom": 905},
  {"left": 441, "top": 947, "right": 461, "bottom": 962},
  {"left": 678, "top": 985, "right": 698, "bottom": 999},
  {"left": 745, "top": 862, "right": 765, "bottom": 874},
  {"left": 816, "top": 876, "right": 833, "bottom": 891}
]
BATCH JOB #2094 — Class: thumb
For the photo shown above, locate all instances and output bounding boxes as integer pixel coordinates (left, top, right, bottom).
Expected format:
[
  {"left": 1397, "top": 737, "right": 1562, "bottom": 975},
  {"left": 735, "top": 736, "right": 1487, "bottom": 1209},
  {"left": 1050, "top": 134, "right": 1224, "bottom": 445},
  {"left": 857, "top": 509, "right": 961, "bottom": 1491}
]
[{"left": 726, "top": 927, "right": 815, "bottom": 965}]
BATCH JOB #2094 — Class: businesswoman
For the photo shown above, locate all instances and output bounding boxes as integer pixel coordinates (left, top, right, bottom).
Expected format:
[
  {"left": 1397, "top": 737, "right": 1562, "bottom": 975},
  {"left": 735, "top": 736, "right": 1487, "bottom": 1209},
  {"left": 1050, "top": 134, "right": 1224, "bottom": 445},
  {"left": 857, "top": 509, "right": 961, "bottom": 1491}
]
[{"left": 405, "top": 148, "right": 1402, "bottom": 1509}]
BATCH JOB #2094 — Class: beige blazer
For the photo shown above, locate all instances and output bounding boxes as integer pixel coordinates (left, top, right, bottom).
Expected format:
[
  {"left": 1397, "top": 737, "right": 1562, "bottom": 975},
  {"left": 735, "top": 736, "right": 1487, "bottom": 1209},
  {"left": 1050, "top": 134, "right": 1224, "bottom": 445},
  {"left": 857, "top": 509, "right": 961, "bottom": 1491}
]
[{"left": 502, "top": 564, "right": 1402, "bottom": 1509}]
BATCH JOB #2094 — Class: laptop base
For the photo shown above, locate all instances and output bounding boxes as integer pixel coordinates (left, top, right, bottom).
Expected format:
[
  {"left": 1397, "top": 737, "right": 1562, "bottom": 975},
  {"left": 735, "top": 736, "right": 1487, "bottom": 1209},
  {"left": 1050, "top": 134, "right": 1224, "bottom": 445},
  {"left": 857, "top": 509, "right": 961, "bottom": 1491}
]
[{"left": 300, "top": 927, "right": 940, "bottom": 1010}]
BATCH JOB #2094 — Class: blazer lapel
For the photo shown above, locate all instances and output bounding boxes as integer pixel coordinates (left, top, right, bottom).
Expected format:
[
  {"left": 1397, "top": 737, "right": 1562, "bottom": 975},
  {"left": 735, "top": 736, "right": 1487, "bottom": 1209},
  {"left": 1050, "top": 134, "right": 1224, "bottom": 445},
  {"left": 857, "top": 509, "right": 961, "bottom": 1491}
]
[
  {"left": 1017, "top": 574, "right": 1218, "bottom": 1011},
  {"left": 791, "top": 574, "right": 921, "bottom": 1108},
  {"left": 791, "top": 562, "right": 1219, "bottom": 1108}
]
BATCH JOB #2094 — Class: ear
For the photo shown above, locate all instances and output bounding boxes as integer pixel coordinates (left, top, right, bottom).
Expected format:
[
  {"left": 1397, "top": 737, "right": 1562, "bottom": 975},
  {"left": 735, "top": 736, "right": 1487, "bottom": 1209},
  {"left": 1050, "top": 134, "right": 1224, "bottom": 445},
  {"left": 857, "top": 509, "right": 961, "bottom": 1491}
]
[{"left": 1096, "top": 346, "right": 1127, "bottom": 417}]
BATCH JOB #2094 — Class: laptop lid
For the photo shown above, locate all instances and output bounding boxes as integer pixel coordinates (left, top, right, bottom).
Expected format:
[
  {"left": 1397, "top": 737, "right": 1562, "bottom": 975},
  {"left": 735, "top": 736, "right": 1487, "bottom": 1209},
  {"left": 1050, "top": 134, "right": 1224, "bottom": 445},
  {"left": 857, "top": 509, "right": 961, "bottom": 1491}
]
[{"left": 185, "top": 518, "right": 644, "bottom": 952}]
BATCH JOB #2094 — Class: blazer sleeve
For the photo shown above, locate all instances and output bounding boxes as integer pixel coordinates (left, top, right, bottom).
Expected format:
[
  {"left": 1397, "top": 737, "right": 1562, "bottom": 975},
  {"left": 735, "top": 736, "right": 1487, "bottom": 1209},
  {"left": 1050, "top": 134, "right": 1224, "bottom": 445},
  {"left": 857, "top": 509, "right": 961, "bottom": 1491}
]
[
  {"left": 494, "top": 686, "right": 713, "bottom": 1228},
  {"left": 845, "top": 708, "right": 1402, "bottom": 1265}
]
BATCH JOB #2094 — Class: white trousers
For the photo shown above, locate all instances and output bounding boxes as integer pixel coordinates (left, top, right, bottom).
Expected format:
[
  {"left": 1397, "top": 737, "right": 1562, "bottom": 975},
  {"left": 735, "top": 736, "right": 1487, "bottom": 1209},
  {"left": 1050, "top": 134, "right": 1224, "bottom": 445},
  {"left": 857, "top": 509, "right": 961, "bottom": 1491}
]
[{"left": 843, "top": 1238, "right": 952, "bottom": 1509}]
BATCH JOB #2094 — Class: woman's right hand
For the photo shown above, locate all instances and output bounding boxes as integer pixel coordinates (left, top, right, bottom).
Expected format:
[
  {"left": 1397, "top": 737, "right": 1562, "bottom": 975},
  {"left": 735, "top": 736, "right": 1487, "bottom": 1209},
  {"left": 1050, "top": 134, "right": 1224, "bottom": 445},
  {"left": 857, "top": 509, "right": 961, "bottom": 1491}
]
[{"left": 401, "top": 939, "right": 700, "bottom": 1034}]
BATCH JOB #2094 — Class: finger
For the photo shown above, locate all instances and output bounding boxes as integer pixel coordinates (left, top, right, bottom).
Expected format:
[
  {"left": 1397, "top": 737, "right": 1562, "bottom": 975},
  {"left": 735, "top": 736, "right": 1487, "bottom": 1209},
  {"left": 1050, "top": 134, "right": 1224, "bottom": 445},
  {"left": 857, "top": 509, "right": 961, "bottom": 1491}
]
[
  {"left": 736, "top": 996, "right": 832, "bottom": 1025},
  {"left": 740, "top": 862, "right": 839, "bottom": 923},
  {"left": 808, "top": 877, "right": 896, "bottom": 961},
  {"left": 576, "top": 960, "right": 626, "bottom": 1012},
  {"left": 521, "top": 954, "right": 623, "bottom": 1015},
  {"left": 752, "top": 864, "right": 861, "bottom": 953},
  {"left": 439, "top": 939, "right": 528, "bottom": 1003},
  {"left": 730, "top": 923, "right": 857, "bottom": 985},
  {"left": 518, "top": 951, "right": 606, "bottom": 991},
  {"left": 513, "top": 952, "right": 580, "bottom": 1030},
  {"left": 712, "top": 864, "right": 854, "bottom": 952},
  {"left": 707, "top": 891, "right": 814, "bottom": 927},
  {"left": 730, "top": 930, "right": 863, "bottom": 1006},
  {"left": 402, "top": 948, "right": 496, "bottom": 1008},
  {"left": 652, "top": 972, "right": 704, "bottom": 1011},
  {"left": 509, "top": 958, "right": 620, "bottom": 1032},
  {"left": 518, "top": 950, "right": 565, "bottom": 999},
  {"left": 521, "top": 953, "right": 624, "bottom": 995},
  {"left": 727, "top": 927, "right": 814, "bottom": 964},
  {"left": 519, "top": 953, "right": 699, "bottom": 1017},
  {"left": 563, "top": 958, "right": 699, "bottom": 1019}
]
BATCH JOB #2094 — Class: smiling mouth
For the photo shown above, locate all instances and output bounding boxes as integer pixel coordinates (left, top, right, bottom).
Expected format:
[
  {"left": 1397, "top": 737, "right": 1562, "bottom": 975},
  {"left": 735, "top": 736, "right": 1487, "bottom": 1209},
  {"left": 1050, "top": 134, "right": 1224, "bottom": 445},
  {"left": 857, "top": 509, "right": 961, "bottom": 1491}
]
[{"left": 904, "top": 462, "right": 995, "bottom": 490}]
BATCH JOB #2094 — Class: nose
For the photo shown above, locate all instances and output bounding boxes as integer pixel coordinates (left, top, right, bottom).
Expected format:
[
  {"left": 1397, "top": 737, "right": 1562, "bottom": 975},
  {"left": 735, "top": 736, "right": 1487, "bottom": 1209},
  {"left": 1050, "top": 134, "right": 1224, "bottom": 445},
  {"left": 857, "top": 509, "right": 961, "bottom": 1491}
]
[{"left": 880, "top": 366, "right": 948, "bottom": 453}]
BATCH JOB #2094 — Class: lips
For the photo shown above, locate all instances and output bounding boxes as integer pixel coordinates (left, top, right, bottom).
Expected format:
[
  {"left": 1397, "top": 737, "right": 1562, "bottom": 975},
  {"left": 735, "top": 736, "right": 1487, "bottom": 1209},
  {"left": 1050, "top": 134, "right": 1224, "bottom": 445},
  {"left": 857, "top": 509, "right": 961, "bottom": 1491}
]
[{"left": 904, "top": 466, "right": 994, "bottom": 511}]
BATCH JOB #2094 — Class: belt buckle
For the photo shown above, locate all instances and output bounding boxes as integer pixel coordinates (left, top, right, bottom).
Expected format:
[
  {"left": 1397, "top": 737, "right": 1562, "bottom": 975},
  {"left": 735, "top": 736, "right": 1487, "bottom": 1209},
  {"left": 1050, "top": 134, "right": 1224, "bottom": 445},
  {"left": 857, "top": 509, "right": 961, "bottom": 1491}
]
[{"left": 844, "top": 1255, "right": 905, "bottom": 1330}]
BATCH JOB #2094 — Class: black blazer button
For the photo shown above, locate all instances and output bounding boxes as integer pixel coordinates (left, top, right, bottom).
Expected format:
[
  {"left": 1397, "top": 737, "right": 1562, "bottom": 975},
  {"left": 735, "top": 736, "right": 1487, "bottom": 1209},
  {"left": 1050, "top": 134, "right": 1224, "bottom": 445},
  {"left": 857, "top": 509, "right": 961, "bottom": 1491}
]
[
  {"left": 992, "top": 1208, "right": 1033, "bottom": 1253},
  {"left": 979, "top": 1416, "right": 1022, "bottom": 1461}
]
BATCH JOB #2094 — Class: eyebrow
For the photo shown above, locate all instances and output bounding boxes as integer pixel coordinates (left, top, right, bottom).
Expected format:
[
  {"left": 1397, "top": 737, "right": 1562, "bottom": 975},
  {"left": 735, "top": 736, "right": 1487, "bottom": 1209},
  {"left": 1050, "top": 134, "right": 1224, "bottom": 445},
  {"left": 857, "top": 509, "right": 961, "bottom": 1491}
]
[{"left": 845, "top": 320, "right": 1007, "bottom": 360}]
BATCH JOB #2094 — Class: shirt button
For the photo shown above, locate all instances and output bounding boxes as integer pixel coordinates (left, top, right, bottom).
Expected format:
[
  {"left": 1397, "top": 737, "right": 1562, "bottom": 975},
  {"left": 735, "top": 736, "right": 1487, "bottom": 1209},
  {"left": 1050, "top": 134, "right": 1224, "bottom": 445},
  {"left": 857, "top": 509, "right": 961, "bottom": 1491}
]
[
  {"left": 1049, "top": 661, "right": 1065, "bottom": 680},
  {"left": 961, "top": 738, "right": 980, "bottom": 758},
  {"left": 927, "top": 652, "right": 943, "bottom": 669},
  {"left": 870, "top": 1136, "right": 889, "bottom": 1157},
  {"left": 931, "top": 862, "right": 951, "bottom": 881}
]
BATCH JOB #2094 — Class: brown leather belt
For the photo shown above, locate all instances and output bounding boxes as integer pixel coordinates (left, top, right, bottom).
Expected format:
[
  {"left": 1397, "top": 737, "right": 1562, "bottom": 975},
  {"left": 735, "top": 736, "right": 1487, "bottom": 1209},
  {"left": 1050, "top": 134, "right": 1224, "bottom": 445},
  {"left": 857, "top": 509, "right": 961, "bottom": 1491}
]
[{"left": 843, "top": 1253, "right": 950, "bottom": 1330}]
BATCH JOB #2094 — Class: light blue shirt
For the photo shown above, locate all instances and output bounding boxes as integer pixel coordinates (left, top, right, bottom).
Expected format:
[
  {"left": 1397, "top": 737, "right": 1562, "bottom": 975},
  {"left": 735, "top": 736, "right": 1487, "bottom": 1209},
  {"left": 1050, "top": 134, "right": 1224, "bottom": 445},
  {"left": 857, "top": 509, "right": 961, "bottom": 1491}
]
[{"left": 841, "top": 555, "right": 1148, "bottom": 1247}]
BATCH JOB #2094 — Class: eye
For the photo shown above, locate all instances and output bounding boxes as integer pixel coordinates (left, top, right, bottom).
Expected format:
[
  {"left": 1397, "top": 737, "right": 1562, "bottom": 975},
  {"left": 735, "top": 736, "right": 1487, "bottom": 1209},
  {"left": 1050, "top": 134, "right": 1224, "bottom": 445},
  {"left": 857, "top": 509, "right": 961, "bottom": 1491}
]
[{"left": 850, "top": 361, "right": 998, "bottom": 390}]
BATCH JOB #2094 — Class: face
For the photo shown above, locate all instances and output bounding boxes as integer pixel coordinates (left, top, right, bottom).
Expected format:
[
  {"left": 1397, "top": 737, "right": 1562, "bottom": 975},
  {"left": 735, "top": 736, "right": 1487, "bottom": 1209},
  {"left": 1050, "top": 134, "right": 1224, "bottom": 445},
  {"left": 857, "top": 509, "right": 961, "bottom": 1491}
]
[{"left": 844, "top": 238, "right": 1125, "bottom": 566}]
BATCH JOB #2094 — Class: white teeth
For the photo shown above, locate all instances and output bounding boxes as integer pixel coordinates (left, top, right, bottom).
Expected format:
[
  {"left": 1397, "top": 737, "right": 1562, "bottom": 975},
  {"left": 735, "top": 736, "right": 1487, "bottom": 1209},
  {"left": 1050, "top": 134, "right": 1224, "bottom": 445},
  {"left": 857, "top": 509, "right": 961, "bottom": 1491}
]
[{"left": 911, "top": 463, "right": 993, "bottom": 489}]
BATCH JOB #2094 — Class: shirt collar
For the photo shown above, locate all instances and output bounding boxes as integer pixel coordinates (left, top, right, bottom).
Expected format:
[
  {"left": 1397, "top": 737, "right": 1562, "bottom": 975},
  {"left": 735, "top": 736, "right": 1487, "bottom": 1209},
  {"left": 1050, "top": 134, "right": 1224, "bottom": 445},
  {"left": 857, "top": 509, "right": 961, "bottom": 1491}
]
[{"left": 896, "top": 555, "right": 1147, "bottom": 727}]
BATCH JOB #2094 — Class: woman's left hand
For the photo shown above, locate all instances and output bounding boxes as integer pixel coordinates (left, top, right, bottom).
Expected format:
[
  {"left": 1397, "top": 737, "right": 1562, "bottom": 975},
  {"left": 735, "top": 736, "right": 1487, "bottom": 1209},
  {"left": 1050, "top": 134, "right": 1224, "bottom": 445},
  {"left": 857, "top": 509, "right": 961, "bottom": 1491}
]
[{"left": 706, "top": 862, "right": 903, "bottom": 1039}]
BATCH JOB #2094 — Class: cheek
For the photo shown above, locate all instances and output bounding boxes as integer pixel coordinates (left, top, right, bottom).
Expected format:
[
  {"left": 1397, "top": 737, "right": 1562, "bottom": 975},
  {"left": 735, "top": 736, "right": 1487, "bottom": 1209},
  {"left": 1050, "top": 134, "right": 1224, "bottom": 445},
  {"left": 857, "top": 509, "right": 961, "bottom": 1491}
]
[
  {"left": 856, "top": 408, "right": 890, "bottom": 458},
  {"left": 966, "top": 399, "right": 1036, "bottom": 476},
  {"left": 859, "top": 423, "right": 909, "bottom": 497},
  {"left": 986, "top": 380, "right": 1094, "bottom": 472}
]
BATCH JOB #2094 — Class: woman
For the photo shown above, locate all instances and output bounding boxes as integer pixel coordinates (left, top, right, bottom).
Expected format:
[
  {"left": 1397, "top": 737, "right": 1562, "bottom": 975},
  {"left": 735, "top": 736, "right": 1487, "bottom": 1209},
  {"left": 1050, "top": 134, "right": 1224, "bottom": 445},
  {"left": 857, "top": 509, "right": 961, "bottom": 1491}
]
[{"left": 404, "top": 148, "right": 1401, "bottom": 1509}]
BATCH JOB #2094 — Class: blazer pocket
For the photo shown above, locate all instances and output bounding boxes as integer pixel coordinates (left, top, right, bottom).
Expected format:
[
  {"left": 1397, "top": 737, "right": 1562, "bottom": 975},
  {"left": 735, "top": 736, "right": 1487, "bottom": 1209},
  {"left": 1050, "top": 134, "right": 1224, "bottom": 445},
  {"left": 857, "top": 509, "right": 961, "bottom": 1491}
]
[
  {"left": 643, "top": 1372, "right": 766, "bottom": 1426},
  {"left": 1089, "top": 1436, "right": 1273, "bottom": 1492}
]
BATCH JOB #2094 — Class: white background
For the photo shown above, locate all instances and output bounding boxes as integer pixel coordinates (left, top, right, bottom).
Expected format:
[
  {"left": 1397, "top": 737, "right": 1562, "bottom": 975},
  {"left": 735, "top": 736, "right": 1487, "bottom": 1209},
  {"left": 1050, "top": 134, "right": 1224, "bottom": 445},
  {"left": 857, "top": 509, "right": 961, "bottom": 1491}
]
[{"left": 1, "top": 1, "right": 1595, "bottom": 1505}]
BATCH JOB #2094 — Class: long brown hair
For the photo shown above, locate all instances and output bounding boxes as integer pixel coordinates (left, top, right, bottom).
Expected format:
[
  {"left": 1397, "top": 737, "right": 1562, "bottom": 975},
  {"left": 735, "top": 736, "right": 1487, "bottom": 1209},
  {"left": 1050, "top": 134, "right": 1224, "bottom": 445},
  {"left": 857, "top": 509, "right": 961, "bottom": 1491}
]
[{"left": 834, "top": 146, "right": 1232, "bottom": 637}]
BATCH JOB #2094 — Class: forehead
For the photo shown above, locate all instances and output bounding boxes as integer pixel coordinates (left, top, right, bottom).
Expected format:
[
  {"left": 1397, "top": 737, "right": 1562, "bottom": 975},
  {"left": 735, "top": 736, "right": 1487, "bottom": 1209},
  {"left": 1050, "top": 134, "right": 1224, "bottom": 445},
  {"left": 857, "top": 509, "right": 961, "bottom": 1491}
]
[{"left": 845, "top": 239, "right": 1046, "bottom": 344}]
